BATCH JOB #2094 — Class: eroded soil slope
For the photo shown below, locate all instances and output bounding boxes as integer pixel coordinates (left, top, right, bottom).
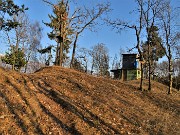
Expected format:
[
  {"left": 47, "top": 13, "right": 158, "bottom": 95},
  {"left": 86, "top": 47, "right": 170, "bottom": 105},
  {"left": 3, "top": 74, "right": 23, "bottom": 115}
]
[{"left": 0, "top": 66, "right": 179, "bottom": 135}]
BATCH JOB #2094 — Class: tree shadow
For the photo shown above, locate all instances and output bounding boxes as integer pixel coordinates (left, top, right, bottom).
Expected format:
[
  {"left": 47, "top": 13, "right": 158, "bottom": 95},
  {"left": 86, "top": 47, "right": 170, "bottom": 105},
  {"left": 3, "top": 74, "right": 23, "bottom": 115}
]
[
  {"left": 141, "top": 92, "right": 180, "bottom": 115},
  {"left": 2, "top": 76, "right": 44, "bottom": 134},
  {"left": 0, "top": 91, "right": 28, "bottom": 134},
  {"left": 35, "top": 79, "right": 121, "bottom": 134},
  {"left": 38, "top": 101, "right": 82, "bottom": 135},
  {"left": 24, "top": 76, "right": 83, "bottom": 134}
]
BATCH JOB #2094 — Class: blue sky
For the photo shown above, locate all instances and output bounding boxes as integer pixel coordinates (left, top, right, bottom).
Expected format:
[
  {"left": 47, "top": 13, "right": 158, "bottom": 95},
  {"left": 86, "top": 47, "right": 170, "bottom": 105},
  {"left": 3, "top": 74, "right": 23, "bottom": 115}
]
[{"left": 1, "top": 0, "right": 179, "bottom": 62}]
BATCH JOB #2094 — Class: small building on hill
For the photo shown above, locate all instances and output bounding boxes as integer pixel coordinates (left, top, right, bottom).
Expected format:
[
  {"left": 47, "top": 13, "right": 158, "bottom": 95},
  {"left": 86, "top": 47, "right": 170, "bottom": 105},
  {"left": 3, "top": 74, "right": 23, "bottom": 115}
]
[{"left": 111, "top": 54, "right": 141, "bottom": 81}]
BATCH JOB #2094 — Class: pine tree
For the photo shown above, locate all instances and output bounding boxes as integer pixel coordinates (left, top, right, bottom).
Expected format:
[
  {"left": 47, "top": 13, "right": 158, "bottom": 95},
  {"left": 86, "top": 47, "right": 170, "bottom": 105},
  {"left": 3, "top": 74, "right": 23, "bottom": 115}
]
[
  {"left": 142, "top": 25, "right": 165, "bottom": 80},
  {"left": 43, "top": 0, "right": 73, "bottom": 66},
  {"left": 0, "top": 0, "right": 28, "bottom": 31},
  {"left": 2, "top": 46, "right": 26, "bottom": 71}
]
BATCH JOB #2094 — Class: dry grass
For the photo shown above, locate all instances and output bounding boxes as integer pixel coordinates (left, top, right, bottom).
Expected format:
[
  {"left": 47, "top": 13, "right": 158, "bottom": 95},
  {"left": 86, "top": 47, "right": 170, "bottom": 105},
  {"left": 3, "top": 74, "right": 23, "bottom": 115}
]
[{"left": 0, "top": 66, "right": 179, "bottom": 135}]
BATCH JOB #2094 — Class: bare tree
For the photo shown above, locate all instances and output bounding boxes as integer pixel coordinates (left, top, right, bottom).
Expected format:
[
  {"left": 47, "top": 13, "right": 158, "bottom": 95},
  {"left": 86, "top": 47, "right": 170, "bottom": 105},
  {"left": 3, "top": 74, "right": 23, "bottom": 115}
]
[
  {"left": 111, "top": 48, "right": 125, "bottom": 70},
  {"left": 112, "top": 54, "right": 118, "bottom": 70},
  {"left": 91, "top": 43, "right": 109, "bottom": 77},
  {"left": 106, "top": 0, "right": 145, "bottom": 90},
  {"left": 107, "top": 0, "right": 167, "bottom": 91},
  {"left": 70, "top": 2, "right": 110, "bottom": 68},
  {"left": 2, "top": 13, "right": 42, "bottom": 72},
  {"left": 155, "top": 61, "right": 169, "bottom": 77},
  {"left": 75, "top": 47, "right": 91, "bottom": 73},
  {"left": 155, "top": 59, "right": 180, "bottom": 91},
  {"left": 24, "top": 21, "right": 42, "bottom": 73},
  {"left": 141, "top": 0, "right": 166, "bottom": 91},
  {"left": 43, "top": 0, "right": 110, "bottom": 68},
  {"left": 158, "top": 0, "right": 179, "bottom": 94}
]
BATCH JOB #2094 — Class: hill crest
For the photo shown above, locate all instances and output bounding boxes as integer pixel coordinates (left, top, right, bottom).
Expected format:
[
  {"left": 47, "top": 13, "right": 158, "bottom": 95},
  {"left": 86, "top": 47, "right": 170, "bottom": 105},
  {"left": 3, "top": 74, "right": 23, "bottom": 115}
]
[{"left": 0, "top": 66, "right": 179, "bottom": 134}]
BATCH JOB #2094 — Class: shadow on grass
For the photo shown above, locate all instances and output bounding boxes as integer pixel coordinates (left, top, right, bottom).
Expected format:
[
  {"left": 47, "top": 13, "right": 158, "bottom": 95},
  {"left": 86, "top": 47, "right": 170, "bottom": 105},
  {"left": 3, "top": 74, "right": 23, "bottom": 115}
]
[
  {"left": 35, "top": 79, "right": 121, "bottom": 134},
  {"left": 0, "top": 91, "right": 28, "bottom": 134},
  {"left": 38, "top": 101, "right": 82, "bottom": 135},
  {"left": 2, "top": 77, "right": 44, "bottom": 135},
  {"left": 141, "top": 92, "right": 180, "bottom": 115},
  {"left": 24, "top": 76, "right": 82, "bottom": 134}
]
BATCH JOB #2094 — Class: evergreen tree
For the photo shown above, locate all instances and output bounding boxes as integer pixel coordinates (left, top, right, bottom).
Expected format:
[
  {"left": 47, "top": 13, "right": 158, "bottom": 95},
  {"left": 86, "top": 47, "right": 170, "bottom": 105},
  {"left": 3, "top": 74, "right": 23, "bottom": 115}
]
[
  {"left": 0, "top": 0, "right": 28, "bottom": 31},
  {"left": 43, "top": 0, "right": 73, "bottom": 66},
  {"left": 142, "top": 25, "right": 165, "bottom": 78},
  {"left": 2, "top": 46, "right": 26, "bottom": 71}
]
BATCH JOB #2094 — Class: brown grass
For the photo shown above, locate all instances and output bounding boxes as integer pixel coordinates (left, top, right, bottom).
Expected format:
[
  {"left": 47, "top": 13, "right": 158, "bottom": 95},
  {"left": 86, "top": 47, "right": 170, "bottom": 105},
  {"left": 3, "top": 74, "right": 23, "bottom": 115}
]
[{"left": 0, "top": 66, "right": 179, "bottom": 135}]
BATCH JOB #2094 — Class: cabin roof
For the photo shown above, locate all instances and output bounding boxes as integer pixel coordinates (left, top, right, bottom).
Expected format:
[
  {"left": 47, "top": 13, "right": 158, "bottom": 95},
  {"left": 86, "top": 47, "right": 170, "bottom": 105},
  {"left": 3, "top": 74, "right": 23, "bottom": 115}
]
[
  {"left": 122, "top": 53, "right": 140, "bottom": 59},
  {"left": 110, "top": 69, "right": 122, "bottom": 72},
  {"left": 122, "top": 53, "right": 138, "bottom": 55}
]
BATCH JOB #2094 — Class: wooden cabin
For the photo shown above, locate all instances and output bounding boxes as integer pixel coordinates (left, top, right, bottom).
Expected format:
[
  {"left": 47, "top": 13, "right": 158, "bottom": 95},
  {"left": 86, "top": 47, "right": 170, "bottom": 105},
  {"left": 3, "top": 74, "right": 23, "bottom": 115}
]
[{"left": 111, "top": 54, "right": 141, "bottom": 81}]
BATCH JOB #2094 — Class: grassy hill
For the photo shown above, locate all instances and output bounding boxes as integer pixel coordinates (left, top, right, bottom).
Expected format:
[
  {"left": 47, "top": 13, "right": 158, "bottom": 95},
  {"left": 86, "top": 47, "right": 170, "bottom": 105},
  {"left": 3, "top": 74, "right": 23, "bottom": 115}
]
[{"left": 0, "top": 66, "right": 179, "bottom": 135}]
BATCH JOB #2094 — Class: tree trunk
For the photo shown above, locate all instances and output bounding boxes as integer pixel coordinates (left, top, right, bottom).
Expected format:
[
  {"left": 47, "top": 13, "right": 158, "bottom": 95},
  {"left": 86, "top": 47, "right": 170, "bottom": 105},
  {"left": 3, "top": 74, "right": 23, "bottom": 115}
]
[
  {"left": 18, "top": 67, "right": 21, "bottom": 72},
  {"left": 140, "top": 63, "right": 144, "bottom": 90},
  {"left": 59, "top": 42, "right": 63, "bottom": 66},
  {"left": 24, "top": 63, "right": 28, "bottom": 73},
  {"left": 70, "top": 33, "right": 78, "bottom": 68},
  {"left": 24, "top": 52, "right": 31, "bottom": 73},
  {"left": 12, "top": 65, "right": 14, "bottom": 71},
  {"left": 168, "top": 58, "right": 173, "bottom": 94},
  {"left": 148, "top": 38, "right": 151, "bottom": 91},
  {"left": 85, "top": 61, "right": 88, "bottom": 73},
  {"left": 55, "top": 43, "right": 60, "bottom": 65},
  {"left": 148, "top": 61, "right": 151, "bottom": 91},
  {"left": 91, "top": 59, "right": 94, "bottom": 75}
]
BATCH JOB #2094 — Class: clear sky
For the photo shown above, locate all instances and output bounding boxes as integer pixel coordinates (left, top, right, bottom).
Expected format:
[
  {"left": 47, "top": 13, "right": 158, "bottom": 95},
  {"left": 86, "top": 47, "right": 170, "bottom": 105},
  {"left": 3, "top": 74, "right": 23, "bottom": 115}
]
[{"left": 1, "top": 0, "right": 179, "bottom": 62}]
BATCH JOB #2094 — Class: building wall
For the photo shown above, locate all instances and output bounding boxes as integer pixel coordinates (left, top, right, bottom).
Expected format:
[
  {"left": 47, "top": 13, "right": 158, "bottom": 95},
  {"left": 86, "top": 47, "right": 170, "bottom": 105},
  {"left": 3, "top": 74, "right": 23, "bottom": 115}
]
[
  {"left": 122, "top": 54, "right": 140, "bottom": 70},
  {"left": 111, "top": 69, "right": 122, "bottom": 79},
  {"left": 111, "top": 54, "right": 141, "bottom": 81},
  {"left": 122, "top": 55, "right": 136, "bottom": 69},
  {"left": 125, "top": 69, "right": 141, "bottom": 81}
]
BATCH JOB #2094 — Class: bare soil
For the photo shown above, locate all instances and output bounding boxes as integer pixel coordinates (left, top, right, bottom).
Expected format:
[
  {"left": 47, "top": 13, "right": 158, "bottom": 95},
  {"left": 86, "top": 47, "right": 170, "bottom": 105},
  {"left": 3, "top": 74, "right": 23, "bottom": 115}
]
[{"left": 0, "top": 66, "right": 179, "bottom": 135}]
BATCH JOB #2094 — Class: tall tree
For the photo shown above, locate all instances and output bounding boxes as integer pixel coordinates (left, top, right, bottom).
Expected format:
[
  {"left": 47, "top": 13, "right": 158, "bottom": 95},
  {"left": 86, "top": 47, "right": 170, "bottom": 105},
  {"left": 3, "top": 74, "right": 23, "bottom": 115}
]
[
  {"left": 142, "top": 25, "right": 165, "bottom": 78},
  {"left": 141, "top": 0, "right": 165, "bottom": 91},
  {"left": 107, "top": 0, "right": 166, "bottom": 91},
  {"left": 24, "top": 21, "right": 43, "bottom": 73},
  {"left": 106, "top": 0, "right": 145, "bottom": 90},
  {"left": 43, "top": 0, "right": 72, "bottom": 66},
  {"left": 158, "top": 0, "right": 179, "bottom": 94},
  {"left": 70, "top": 2, "right": 110, "bottom": 68},
  {"left": 0, "top": 0, "right": 28, "bottom": 31}
]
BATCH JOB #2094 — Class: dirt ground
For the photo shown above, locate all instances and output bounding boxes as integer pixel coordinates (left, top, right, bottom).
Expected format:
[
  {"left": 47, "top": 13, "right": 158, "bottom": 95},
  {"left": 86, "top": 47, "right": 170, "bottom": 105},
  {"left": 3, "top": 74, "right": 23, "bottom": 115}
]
[{"left": 0, "top": 66, "right": 179, "bottom": 135}]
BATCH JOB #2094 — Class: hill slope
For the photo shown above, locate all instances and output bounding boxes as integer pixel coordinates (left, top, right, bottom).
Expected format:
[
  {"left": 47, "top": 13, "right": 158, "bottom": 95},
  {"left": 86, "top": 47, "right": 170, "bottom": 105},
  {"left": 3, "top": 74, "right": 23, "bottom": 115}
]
[{"left": 0, "top": 66, "right": 179, "bottom": 135}]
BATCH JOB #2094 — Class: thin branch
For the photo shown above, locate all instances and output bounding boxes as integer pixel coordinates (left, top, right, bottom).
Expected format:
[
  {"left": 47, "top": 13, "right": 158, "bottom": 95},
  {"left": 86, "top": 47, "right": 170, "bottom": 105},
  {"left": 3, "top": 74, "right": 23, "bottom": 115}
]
[{"left": 42, "top": 0, "right": 54, "bottom": 7}]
